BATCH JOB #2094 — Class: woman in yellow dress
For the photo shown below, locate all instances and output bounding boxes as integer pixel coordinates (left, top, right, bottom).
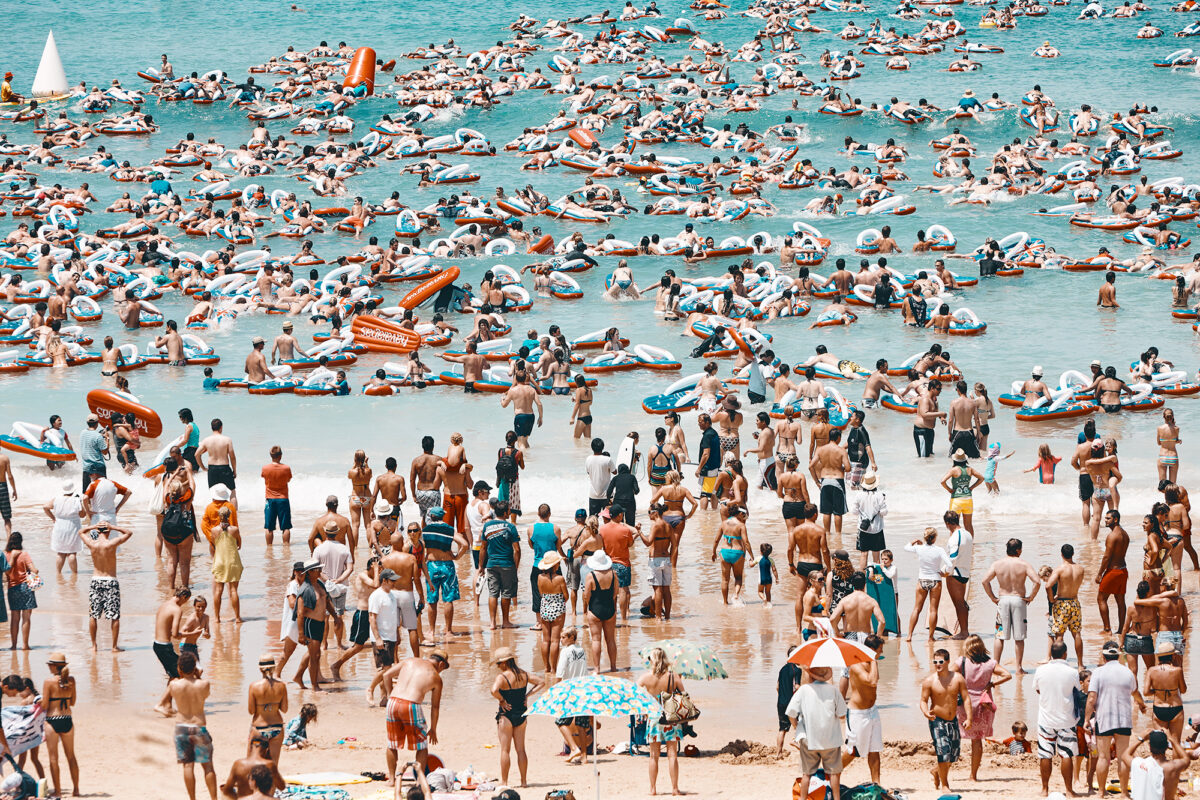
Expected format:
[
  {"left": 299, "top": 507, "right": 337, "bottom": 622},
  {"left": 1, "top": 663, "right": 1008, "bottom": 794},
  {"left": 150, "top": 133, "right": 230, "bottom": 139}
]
[{"left": 210, "top": 505, "right": 244, "bottom": 623}]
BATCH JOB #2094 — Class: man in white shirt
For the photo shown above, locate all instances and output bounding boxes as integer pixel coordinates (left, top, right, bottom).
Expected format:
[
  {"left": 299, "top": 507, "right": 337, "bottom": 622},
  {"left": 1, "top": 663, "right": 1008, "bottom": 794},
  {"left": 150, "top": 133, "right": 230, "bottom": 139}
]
[
  {"left": 943, "top": 509, "right": 972, "bottom": 639},
  {"left": 83, "top": 476, "right": 132, "bottom": 524},
  {"left": 585, "top": 438, "right": 615, "bottom": 516},
  {"left": 368, "top": 570, "right": 401, "bottom": 695},
  {"left": 313, "top": 520, "right": 353, "bottom": 649},
  {"left": 786, "top": 665, "right": 847, "bottom": 800},
  {"left": 1033, "top": 641, "right": 1080, "bottom": 797},
  {"left": 1087, "top": 640, "right": 1147, "bottom": 796}
]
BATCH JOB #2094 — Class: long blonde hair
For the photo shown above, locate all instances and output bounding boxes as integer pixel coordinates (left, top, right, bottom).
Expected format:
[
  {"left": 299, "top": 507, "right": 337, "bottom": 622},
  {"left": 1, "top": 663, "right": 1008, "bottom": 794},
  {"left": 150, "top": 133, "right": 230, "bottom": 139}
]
[{"left": 648, "top": 647, "right": 669, "bottom": 676}]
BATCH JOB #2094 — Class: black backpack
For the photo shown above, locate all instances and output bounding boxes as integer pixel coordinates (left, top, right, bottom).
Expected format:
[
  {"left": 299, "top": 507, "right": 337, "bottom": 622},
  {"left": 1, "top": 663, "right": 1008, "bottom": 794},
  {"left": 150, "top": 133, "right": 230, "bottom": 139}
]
[{"left": 496, "top": 448, "right": 518, "bottom": 483}]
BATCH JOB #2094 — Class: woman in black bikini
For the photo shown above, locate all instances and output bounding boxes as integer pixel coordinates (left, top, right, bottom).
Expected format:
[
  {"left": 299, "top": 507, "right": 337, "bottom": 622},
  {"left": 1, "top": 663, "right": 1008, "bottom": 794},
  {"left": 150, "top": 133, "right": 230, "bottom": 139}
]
[
  {"left": 570, "top": 374, "right": 593, "bottom": 440},
  {"left": 42, "top": 653, "right": 78, "bottom": 799},
  {"left": 582, "top": 553, "right": 619, "bottom": 672},
  {"left": 160, "top": 458, "right": 198, "bottom": 589},
  {"left": 490, "top": 647, "right": 543, "bottom": 788},
  {"left": 247, "top": 655, "right": 289, "bottom": 764}
]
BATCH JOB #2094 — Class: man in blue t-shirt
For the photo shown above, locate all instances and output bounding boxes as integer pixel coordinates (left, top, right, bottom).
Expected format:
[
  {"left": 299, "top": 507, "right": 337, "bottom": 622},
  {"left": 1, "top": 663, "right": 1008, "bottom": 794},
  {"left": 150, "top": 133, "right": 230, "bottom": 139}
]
[
  {"left": 696, "top": 414, "right": 721, "bottom": 510},
  {"left": 480, "top": 501, "right": 520, "bottom": 628},
  {"left": 78, "top": 415, "right": 109, "bottom": 492}
]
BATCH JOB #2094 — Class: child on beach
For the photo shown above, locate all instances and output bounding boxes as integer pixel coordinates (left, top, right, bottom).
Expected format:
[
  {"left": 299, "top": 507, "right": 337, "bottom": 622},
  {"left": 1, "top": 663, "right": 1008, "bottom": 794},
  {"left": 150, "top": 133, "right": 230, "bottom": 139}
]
[
  {"left": 758, "top": 542, "right": 778, "bottom": 608},
  {"left": 1023, "top": 443, "right": 1062, "bottom": 484},
  {"left": 113, "top": 413, "right": 140, "bottom": 474},
  {"left": 178, "top": 595, "right": 211, "bottom": 663},
  {"left": 285, "top": 703, "right": 318, "bottom": 749},
  {"left": 997, "top": 721, "right": 1032, "bottom": 754},
  {"left": 983, "top": 441, "right": 1014, "bottom": 493}
]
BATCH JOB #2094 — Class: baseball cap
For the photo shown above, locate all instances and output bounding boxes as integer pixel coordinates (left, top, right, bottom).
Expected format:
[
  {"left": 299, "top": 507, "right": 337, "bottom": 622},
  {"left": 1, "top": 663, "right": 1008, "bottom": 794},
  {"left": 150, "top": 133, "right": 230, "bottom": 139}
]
[
  {"left": 380, "top": 569, "right": 398, "bottom": 581},
  {"left": 1031, "top": 365, "right": 1043, "bottom": 377},
  {"left": 429, "top": 507, "right": 445, "bottom": 519},
  {"left": 1101, "top": 640, "right": 1120, "bottom": 657},
  {"left": 86, "top": 413, "right": 99, "bottom": 423},
  {"left": 575, "top": 508, "right": 587, "bottom": 519}
]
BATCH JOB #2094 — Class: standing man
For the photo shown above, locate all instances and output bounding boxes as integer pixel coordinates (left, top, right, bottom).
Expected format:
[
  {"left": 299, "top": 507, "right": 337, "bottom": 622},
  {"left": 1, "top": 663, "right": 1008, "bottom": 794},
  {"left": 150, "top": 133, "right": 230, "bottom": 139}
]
[
  {"left": 80, "top": 521, "right": 132, "bottom": 652},
  {"left": 786, "top": 665, "right": 847, "bottom": 800},
  {"left": 82, "top": 474, "right": 131, "bottom": 524},
  {"left": 849, "top": 474, "right": 886, "bottom": 568},
  {"left": 295, "top": 560, "right": 328, "bottom": 692},
  {"left": 368, "top": 569, "right": 401, "bottom": 699},
  {"left": 639, "top": 505, "right": 675, "bottom": 620},
  {"left": 78, "top": 414, "right": 110, "bottom": 491},
  {"left": 809, "top": 427, "right": 850, "bottom": 537},
  {"left": 920, "top": 648, "right": 971, "bottom": 792},
  {"left": 585, "top": 438, "right": 614, "bottom": 517},
  {"left": 980, "top": 539, "right": 1042, "bottom": 675},
  {"left": 696, "top": 415, "right": 721, "bottom": 510},
  {"left": 1087, "top": 640, "right": 1146, "bottom": 796},
  {"left": 195, "top": 418, "right": 238, "bottom": 507},
  {"left": 1098, "top": 270, "right": 1118, "bottom": 308},
  {"left": 1045, "top": 543, "right": 1086, "bottom": 664},
  {"left": 480, "top": 502, "right": 521, "bottom": 630},
  {"left": 410, "top": 437, "right": 443, "bottom": 525},
  {"left": 1096, "top": 509, "right": 1130, "bottom": 634},
  {"left": 261, "top": 445, "right": 293, "bottom": 545},
  {"left": 1033, "top": 641, "right": 1080, "bottom": 797},
  {"left": 913, "top": 381, "right": 945, "bottom": 458},
  {"left": 499, "top": 372, "right": 543, "bottom": 450},
  {"left": 421, "top": 507, "right": 468, "bottom": 641},
  {"left": 373, "top": 456, "right": 407, "bottom": 534},
  {"left": 381, "top": 649, "right": 450, "bottom": 790},
  {"left": 170, "top": 651, "right": 216, "bottom": 800},
  {"left": 440, "top": 433, "right": 472, "bottom": 549},
  {"left": 841, "top": 634, "right": 884, "bottom": 785},
  {"left": 843, "top": 410, "right": 875, "bottom": 489},
  {"left": 1071, "top": 429, "right": 1097, "bottom": 528},
  {"left": 830, "top": 572, "right": 885, "bottom": 641},
  {"left": 331, "top": 555, "right": 382, "bottom": 683},
  {"left": 153, "top": 587, "right": 191, "bottom": 717},
  {"left": 0, "top": 447, "right": 14, "bottom": 536},
  {"left": 312, "top": 521, "right": 353, "bottom": 650},
  {"left": 943, "top": 510, "right": 972, "bottom": 639},
  {"left": 946, "top": 381, "right": 981, "bottom": 459},
  {"left": 600, "top": 504, "right": 638, "bottom": 622},
  {"left": 308, "top": 496, "right": 351, "bottom": 552}
]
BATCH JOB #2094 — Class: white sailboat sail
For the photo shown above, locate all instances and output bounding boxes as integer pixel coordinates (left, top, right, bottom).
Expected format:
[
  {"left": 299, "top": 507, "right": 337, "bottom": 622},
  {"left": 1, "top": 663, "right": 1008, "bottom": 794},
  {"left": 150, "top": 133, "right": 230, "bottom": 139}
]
[{"left": 31, "top": 31, "right": 68, "bottom": 98}]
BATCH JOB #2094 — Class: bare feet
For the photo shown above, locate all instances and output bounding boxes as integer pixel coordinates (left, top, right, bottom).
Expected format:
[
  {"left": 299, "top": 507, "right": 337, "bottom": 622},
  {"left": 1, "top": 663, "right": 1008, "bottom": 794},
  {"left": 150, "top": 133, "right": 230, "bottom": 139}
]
[
  {"left": 112, "top": 645, "right": 124, "bottom": 652},
  {"left": 331, "top": 664, "right": 342, "bottom": 681},
  {"left": 153, "top": 703, "right": 175, "bottom": 718}
]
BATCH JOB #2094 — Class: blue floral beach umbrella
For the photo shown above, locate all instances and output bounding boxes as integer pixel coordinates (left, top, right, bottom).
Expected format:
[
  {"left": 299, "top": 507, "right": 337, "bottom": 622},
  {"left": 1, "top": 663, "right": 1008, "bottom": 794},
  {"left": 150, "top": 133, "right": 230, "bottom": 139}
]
[
  {"left": 527, "top": 675, "right": 662, "bottom": 800},
  {"left": 638, "top": 639, "right": 728, "bottom": 680}
]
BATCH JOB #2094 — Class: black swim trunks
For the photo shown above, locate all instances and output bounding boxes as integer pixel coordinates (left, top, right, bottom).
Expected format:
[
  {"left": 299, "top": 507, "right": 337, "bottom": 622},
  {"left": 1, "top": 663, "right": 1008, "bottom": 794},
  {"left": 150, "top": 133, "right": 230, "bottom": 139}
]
[
  {"left": 795, "top": 560, "right": 823, "bottom": 576},
  {"left": 1102, "top": 403, "right": 1122, "bottom": 414},
  {"left": 782, "top": 500, "right": 805, "bottom": 520},
  {"left": 1078, "top": 473, "right": 1094, "bottom": 502},
  {"left": 207, "top": 464, "right": 235, "bottom": 490}
]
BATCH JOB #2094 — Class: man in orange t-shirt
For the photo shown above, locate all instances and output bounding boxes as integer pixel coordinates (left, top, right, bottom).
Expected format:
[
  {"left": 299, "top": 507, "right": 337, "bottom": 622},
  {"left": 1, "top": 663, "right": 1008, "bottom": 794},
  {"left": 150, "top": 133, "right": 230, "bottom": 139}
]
[
  {"left": 598, "top": 504, "right": 639, "bottom": 622},
  {"left": 261, "top": 445, "right": 293, "bottom": 544}
]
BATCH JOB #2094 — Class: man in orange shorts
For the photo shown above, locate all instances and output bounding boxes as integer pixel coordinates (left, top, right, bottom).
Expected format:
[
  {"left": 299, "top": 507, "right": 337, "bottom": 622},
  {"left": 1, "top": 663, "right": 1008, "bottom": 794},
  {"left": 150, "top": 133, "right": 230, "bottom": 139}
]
[
  {"left": 441, "top": 433, "right": 472, "bottom": 540},
  {"left": 382, "top": 648, "right": 450, "bottom": 791}
]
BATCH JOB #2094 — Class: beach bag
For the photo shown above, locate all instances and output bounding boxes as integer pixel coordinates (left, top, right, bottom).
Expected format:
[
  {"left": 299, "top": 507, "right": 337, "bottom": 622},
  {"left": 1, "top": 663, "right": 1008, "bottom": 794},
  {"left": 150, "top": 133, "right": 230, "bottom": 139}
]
[
  {"left": 658, "top": 675, "right": 700, "bottom": 725},
  {"left": 148, "top": 480, "right": 165, "bottom": 515}
]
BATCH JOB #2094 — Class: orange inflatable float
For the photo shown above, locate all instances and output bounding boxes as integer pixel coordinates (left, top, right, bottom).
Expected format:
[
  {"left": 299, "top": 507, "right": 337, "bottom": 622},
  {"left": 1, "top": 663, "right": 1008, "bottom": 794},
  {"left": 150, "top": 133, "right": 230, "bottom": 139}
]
[
  {"left": 400, "top": 266, "right": 460, "bottom": 310},
  {"left": 343, "top": 47, "right": 377, "bottom": 96},
  {"left": 86, "top": 388, "right": 164, "bottom": 437},
  {"left": 527, "top": 234, "right": 555, "bottom": 254},
  {"left": 568, "top": 129, "right": 598, "bottom": 149},
  {"left": 351, "top": 316, "right": 422, "bottom": 354}
]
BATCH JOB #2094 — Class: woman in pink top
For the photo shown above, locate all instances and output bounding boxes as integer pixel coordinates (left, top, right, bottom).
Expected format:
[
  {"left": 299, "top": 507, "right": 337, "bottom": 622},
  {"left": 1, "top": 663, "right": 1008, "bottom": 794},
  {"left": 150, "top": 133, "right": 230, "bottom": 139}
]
[{"left": 951, "top": 634, "right": 1012, "bottom": 780}]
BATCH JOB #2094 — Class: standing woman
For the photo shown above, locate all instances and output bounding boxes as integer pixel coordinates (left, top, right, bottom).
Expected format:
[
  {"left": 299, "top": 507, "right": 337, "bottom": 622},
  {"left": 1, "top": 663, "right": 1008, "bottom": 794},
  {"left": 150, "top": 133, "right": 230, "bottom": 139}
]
[
  {"left": 1157, "top": 407, "right": 1181, "bottom": 484},
  {"left": 951, "top": 634, "right": 1011, "bottom": 781},
  {"left": 536, "top": 552, "right": 568, "bottom": 676},
  {"left": 210, "top": 505, "right": 244, "bottom": 624},
  {"left": 6, "top": 533, "right": 37, "bottom": 650},
  {"left": 972, "top": 383, "right": 995, "bottom": 451},
  {"left": 42, "top": 653, "right": 78, "bottom": 798},
  {"left": 664, "top": 411, "right": 689, "bottom": 464},
  {"left": 571, "top": 515, "right": 603, "bottom": 609},
  {"left": 1142, "top": 514, "right": 1167, "bottom": 596},
  {"left": 904, "top": 527, "right": 952, "bottom": 642},
  {"left": 490, "top": 647, "right": 544, "bottom": 788},
  {"left": 160, "top": 457, "right": 198, "bottom": 589},
  {"left": 247, "top": 655, "right": 288, "bottom": 764},
  {"left": 569, "top": 374, "right": 593, "bottom": 440},
  {"left": 637, "top": 647, "right": 685, "bottom": 797},
  {"left": 710, "top": 506, "right": 753, "bottom": 605},
  {"left": 650, "top": 470, "right": 698, "bottom": 568},
  {"left": 496, "top": 431, "right": 524, "bottom": 522},
  {"left": 581, "top": 553, "right": 619, "bottom": 672},
  {"left": 44, "top": 481, "right": 85, "bottom": 575},
  {"left": 347, "top": 450, "right": 373, "bottom": 551}
]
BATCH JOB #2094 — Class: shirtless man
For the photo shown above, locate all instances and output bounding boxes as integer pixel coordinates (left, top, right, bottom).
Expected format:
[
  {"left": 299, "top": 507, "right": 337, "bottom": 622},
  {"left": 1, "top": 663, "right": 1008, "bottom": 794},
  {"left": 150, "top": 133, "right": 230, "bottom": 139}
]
[
  {"left": 1097, "top": 509, "right": 1130, "bottom": 634},
  {"left": 773, "top": 405, "right": 803, "bottom": 474},
  {"left": 245, "top": 336, "right": 269, "bottom": 383},
  {"left": 862, "top": 360, "right": 899, "bottom": 408},
  {"left": 154, "top": 587, "right": 191, "bottom": 717},
  {"left": 980, "top": 539, "right": 1042, "bottom": 674},
  {"left": 444, "top": 342, "right": 486, "bottom": 393},
  {"left": 372, "top": 457, "right": 407, "bottom": 536},
  {"left": 80, "top": 521, "right": 132, "bottom": 651},
  {"left": 841, "top": 634, "right": 885, "bottom": 784},
  {"left": 155, "top": 320, "right": 187, "bottom": 365},
  {"left": 500, "top": 373, "right": 543, "bottom": 450},
  {"left": 946, "top": 381, "right": 981, "bottom": 458},
  {"left": 380, "top": 650, "right": 450, "bottom": 794},
  {"left": 830, "top": 571, "right": 885, "bottom": 641},
  {"left": 1045, "top": 543, "right": 1086, "bottom": 664},
  {"left": 219, "top": 735, "right": 284, "bottom": 799},
  {"left": 296, "top": 561, "right": 328, "bottom": 691},
  {"left": 308, "top": 495, "right": 351, "bottom": 551},
  {"left": 744, "top": 412, "right": 777, "bottom": 491},
  {"left": 914, "top": 382, "right": 945, "bottom": 458},
  {"left": 171, "top": 650, "right": 217, "bottom": 800},
  {"left": 788, "top": 503, "right": 830, "bottom": 631},
  {"left": 921, "top": 648, "right": 971, "bottom": 792},
  {"left": 809, "top": 428, "right": 850, "bottom": 536},
  {"left": 196, "top": 418, "right": 238, "bottom": 507},
  {"left": 270, "top": 322, "right": 307, "bottom": 364},
  {"left": 1071, "top": 428, "right": 1099, "bottom": 527},
  {"left": 1098, "top": 270, "right": 1119, "bottom": 308},
  {"left": 638, "top": 505, "right": 675, "bottom": 620},
  {"left": 330, "top": 555, "right": 381, "bottom": 681},
  {"left": 409, "top": 437, "right": 442, "bottom": 524}
]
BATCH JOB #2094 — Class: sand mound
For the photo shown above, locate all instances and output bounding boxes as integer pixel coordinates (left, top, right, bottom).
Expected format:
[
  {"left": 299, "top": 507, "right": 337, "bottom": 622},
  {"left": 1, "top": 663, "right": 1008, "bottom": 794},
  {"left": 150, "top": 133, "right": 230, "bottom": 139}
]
[{"left": 717, "top": 740, "right": 789, "bottom": 764}]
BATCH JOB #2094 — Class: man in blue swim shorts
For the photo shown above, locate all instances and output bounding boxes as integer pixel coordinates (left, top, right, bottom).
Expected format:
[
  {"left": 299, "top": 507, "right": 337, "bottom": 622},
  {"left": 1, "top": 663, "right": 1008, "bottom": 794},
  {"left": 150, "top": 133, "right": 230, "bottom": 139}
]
[{"left": 421, "top": 507, "right": 467, "bottom": 639}]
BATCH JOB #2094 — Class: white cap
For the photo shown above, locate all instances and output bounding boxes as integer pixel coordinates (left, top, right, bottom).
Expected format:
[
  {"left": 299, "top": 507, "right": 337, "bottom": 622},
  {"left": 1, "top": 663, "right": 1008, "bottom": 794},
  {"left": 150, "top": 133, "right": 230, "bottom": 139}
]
[{"left": 1032, "top": 365, "right": 1043, "bottom": 376}]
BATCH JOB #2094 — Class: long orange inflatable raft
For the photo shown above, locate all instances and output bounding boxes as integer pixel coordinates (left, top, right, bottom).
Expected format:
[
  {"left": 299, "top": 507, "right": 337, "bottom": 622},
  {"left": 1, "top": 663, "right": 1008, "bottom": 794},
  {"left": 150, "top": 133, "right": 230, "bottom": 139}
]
[
  {"left": 351, "top": 316, "right": 422, "bottom": 354},
  {"left": 343, "top": 47, "right": 377, "bottom": 96},
  {"left": 86, "top": 388, "right": 164, "bottom": 438},
  {"left": 400, "top": 266, "right": 460, "bottom": 310}
]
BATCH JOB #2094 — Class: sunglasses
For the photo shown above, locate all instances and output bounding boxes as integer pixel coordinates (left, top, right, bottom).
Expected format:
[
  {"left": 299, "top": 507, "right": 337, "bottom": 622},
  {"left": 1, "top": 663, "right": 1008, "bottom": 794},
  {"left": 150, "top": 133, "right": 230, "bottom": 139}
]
[{"left": 932, "top": 659, "right": 946, "bottom": 665}]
